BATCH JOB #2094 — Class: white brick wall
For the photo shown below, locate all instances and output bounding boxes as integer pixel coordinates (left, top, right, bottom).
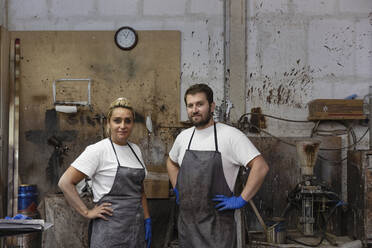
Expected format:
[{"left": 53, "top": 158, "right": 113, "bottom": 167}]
[
  {"left": 190, "top": 0, "right": 223, "bottom": 15},
  {"left": 49, "top": 0, "right": 96, "bottom": 18},
  {"left": 355, "top": 18, "right": 372, "bottom": 78},
  {"left": 340, "top": 0, "right": 372, "bottom": 14},
  {"left": 9, "top": 0, "right": 48, "bottom": 20},
  {"left": 308, "top": 19, "right": 355, "bottom": 78},
  {"left": 248, "top": 0, "right": 289, "bottom": 16},
  {"left": 97, "top": 0, "right": 138, "bottom": 16},
  {"left": 4, "top": 0, "right": 372, "bottom": 138},
  {"left": 0, "top": 0, "right": 5, "bottom": 26},
  {"left": 246, "top": 0, "right": 371, "bottom": 142},
  {"left": 311, "top": 79, "right": 371, "bottom": 99},
  {"left": 260, "top": 18, "right": 308, "bottom": 77},
  {"left": 291, "top": 0, "right": 338, "bottom": 15},
  {"left": 143, "top": 0, "right": 186, "bottom": 16}
]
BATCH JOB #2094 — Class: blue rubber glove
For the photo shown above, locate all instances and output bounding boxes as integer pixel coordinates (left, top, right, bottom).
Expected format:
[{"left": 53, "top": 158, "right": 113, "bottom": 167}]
[
  {"left": 212, "top": 195, "right": 248, "bottom": 211},
  {"left": 5, "top": 214, "right": 31, "bottom": 220},
  {"left": 173, "top": 188, "right": 179, "bottom": 205},
  {"left": 144, "top": 217, "right": 152, "bottom": 248}
]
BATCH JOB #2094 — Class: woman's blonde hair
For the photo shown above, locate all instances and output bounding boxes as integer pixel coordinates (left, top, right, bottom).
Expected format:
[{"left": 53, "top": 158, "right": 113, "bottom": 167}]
[{"left": 106, "top": 97, "right": 135, "bottom": 137}]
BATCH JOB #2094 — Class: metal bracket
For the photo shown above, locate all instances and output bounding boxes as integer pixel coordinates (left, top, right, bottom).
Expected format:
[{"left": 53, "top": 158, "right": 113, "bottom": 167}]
[{"left": 53, "top": 78, "right": 91, "bottom": 106}]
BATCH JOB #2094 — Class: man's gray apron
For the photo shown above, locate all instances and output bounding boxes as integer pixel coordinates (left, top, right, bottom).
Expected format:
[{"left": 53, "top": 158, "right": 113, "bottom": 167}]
[
  {"left": 176, "top": 123, "right": 237, "bottom": 248},
  {"left": 90, "top": 138, "right": 146, "bottom": 248}
]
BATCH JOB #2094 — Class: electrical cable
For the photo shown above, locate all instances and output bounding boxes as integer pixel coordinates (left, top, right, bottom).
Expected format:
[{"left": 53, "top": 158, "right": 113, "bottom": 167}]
[
  {"left": 311, "top": 120, "right": 358, "bottom": 151},
  {"left": 238, "top": 112, "right": 369, "bottom": 151},
  {"left": 238, "top": 112, "right": 312, "bottom": 124},
  {"left": 241, "top": 119, "right": 369, "bottom": 151}
]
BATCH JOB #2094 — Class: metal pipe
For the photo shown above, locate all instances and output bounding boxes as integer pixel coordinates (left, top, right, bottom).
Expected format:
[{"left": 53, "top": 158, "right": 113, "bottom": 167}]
[{"left": 370, "top": 86, "right": 372, "bottom": 150}]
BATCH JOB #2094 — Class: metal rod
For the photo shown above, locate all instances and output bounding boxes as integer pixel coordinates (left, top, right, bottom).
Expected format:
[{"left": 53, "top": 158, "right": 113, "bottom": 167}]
[
  {"left": 249, "top": 199, "right": 267, "bottom": 232},
  {"left": 7, "top": 38, "right": 15, "bottom": 217},
  {"left": 370, "top": 86, "right": 372, "bottom": 150}
]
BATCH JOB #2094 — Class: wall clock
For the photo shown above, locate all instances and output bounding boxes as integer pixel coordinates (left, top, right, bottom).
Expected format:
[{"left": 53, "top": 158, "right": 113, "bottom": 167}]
[{"left": 114, "top": 26, "right": 138, "bottom": 50}]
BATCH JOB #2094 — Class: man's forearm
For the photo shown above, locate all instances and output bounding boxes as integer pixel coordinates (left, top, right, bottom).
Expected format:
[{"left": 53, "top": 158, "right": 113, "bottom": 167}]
[
  {"left": 241, "top": 156, "right": 269, "bottom": 201},
  {"left": 166, "top": 157, "right": 179, "bottom": 188}
]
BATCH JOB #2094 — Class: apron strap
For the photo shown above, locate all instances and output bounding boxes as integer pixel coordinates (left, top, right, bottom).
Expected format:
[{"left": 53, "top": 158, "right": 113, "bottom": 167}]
[
  {"left": 128, "top": 143, "right": 146, "bottom": 169},
  {"left": 109, "top": 138, "right": 145, "bottom": 169},
  {"left": 109, "top": 138, "right": 121, "bottom": 166},
  {"left": 213, "top": 122, "right": 219, "bottom": 152},
  {"left": 187, "top": 129, "right": 196, "bottom": 150},
  {"left": 187, "top": 122, "right": 219, "bottom": 152}
]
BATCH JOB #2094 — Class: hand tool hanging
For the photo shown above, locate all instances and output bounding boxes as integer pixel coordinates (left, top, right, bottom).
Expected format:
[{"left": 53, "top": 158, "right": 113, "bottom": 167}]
[
  {"left": 7, "top": 38, "right": 21, "bottom": 217},
  {"left": 46, "top": 135, "right": 68, "bottom": 187}
]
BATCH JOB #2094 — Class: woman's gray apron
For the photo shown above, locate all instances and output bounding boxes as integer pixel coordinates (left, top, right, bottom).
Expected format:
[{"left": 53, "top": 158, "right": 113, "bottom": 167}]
[
  {"left": 90, "top": 139, "right": 146, "bottom": 248},
  {"left": 176, "top": 123, "right": 237, "bottom": 248}
]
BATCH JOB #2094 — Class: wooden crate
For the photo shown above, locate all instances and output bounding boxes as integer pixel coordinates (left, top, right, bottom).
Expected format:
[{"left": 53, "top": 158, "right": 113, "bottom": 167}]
[
  {"left": 144, "top": 165, "right": 169, "bottom": 199},
  {"left": 308, "top": 99, "right": 366, "bottom": 120}
]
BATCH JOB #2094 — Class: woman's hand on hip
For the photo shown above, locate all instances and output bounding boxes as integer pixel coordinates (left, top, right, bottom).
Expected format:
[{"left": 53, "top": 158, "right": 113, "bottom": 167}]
[{"left": 87, "top": 202, "right": 113, "bottom": 220}]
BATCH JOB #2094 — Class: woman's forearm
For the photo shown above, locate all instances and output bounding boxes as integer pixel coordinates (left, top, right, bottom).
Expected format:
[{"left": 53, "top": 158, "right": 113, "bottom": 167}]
[
  {"left": 142, "top": 191, "right": 150, "bottom": 219},
  {"left": 58, "top": 176, "right": 90, "bottom": 218}
]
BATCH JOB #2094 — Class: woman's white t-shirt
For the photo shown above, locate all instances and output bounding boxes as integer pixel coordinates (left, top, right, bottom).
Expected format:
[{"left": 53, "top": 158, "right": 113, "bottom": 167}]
[{"left": 72, "top": 138, "right": 146, "bottom": 202}]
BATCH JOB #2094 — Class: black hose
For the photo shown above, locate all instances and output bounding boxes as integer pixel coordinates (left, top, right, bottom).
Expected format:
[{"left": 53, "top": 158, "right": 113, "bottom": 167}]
[{"left": 287, "top": 201, "right": 346, "bottom": 247}]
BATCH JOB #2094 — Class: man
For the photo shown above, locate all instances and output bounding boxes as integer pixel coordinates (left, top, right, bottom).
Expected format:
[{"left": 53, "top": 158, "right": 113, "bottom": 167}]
[{"left": 166, "top": 83, "right": 269, "bottom": 248}]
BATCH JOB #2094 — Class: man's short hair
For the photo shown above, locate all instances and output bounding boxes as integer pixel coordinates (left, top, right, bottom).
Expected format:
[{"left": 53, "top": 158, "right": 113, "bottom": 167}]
[{"left": 184, "top": 83, "right": 214, "bottom": 105}]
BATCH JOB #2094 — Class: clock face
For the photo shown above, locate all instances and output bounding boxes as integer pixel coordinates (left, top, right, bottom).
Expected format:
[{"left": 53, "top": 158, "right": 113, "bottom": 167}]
[{"left": 115, "top": 27, "right": 138, "bottom": 50}]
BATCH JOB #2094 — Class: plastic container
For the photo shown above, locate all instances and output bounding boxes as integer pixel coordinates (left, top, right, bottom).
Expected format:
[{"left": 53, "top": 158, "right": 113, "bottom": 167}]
[
  {"left": 266, "top": 217, "right": 286, "bottom": 244},
  {"left": 18, "top": 184, "right": 38, "bottom": 214}
]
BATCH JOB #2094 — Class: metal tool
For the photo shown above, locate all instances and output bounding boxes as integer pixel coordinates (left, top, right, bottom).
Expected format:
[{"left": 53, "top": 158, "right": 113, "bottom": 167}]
[{"left": 248, "top": 199, "right": 267, "bottom": 232}]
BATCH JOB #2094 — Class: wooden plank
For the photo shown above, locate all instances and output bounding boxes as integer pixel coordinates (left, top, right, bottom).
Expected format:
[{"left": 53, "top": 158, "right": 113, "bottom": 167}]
[
  {"left": 308, "top": 99, "right": 366, "bottom": 120},
  {"left": 143, "top": 165, "right": 169, "bottom": 199},
  {"left": 7, "top": 38, "right": 15, "bottom": 217},
  {"left": 13, "top": 38, "right": 21, "bottom": 215}
]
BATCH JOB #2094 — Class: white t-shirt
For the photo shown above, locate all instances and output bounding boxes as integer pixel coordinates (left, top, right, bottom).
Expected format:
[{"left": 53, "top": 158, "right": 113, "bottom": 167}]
[
  {"left": 169, "top": 122, "right": 260, "bottom": 192},
  {"left": 72, "top": 138, "right": 146, "bottom": 202}
]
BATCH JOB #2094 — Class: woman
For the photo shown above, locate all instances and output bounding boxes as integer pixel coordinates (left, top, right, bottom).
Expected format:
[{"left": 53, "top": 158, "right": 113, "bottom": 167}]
[{"left": 58, "top": 97, "right": 151, "bottom": 248}]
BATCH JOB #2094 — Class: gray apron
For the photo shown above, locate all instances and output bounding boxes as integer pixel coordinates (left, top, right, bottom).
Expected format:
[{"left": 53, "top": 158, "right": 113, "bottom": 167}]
[
  {"left": 176, "top": 123, "right": 237, "bottom": 248},
  {"left": 90, "top": 139, "right": 146, "bottom": 248}
]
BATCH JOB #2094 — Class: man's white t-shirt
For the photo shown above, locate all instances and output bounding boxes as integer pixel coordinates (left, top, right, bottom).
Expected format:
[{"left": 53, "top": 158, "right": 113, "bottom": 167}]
[
  {"left": 72, "top": 138, "right": 146, "bottom": 202},
  {"left": 169, "top": 122, "right": 260, "bottom": 192}
]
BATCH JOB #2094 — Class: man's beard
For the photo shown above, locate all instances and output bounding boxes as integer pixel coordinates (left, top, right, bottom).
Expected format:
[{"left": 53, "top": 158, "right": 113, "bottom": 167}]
[{"left": 189, "top": 111, "right": 213, "bottom": 127}]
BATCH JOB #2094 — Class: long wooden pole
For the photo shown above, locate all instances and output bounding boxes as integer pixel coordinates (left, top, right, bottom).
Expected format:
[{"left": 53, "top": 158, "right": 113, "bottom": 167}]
[
  {"left": 13, "top": 38, "right": 20, "bottom": 215},
  {"left": 7, "top": 38, "right": 15, "bottom": 217}
]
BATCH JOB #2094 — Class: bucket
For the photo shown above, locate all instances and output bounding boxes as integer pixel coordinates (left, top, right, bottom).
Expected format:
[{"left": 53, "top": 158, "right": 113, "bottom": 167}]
[
  {"left": 14, "top": 185, "right": 41, "bottom": 248},
  {"left": 18, "top": 184, "right": 38, "bottom": 214},
  {"left": 266, "top": 217, "right": 286, "bottom": 244}
]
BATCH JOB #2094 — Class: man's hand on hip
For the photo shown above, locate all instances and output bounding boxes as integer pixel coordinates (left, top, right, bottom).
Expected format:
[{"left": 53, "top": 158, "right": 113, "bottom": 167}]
[{"left": 212, "top": 195, "right": 247, "bottom": 211}]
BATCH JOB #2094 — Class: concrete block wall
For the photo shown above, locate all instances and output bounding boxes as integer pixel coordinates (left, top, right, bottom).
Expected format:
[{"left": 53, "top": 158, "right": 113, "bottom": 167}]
[
  {"left": 5, "top": 0, "right": 225, "bottom": 121},
  {"left": 246, "top": 0, "right": 372, "bottom": 149},
  {"left": 0, "top": 0, "right": 5, "bottom": 26},
  {"left": 3, "top": 0, "right": 372, "bottom": 146}
]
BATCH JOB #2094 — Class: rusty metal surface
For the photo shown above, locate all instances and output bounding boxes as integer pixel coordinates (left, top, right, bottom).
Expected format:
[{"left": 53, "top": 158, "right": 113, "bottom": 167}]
[
  {"left": 347, "top": 150, "right": 372, "bottom": 245},
  {"left": 0, "top": 26, "right": 10, "bottom": 219},
  {"left": 42, "top": 194, "right": 93, "bottom": 248},
  {"left": 246, "top": 136, "right": 342, "bottom": 233}
]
